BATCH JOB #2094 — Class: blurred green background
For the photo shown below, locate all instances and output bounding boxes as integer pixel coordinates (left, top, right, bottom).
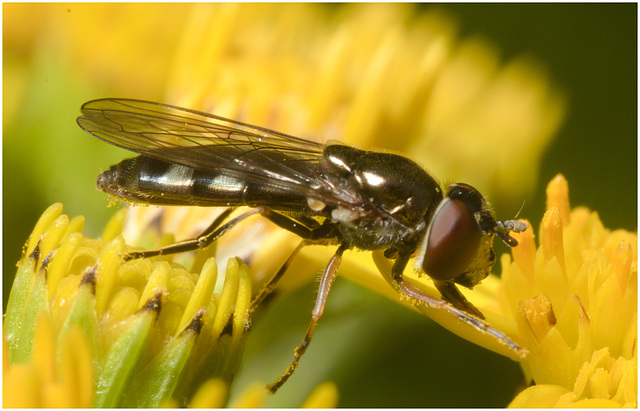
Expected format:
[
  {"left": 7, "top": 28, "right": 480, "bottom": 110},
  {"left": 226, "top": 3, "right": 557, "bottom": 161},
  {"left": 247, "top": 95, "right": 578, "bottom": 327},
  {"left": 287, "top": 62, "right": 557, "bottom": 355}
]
[{"left": 3, "top": 3, "right": 636, "bottom": 407}]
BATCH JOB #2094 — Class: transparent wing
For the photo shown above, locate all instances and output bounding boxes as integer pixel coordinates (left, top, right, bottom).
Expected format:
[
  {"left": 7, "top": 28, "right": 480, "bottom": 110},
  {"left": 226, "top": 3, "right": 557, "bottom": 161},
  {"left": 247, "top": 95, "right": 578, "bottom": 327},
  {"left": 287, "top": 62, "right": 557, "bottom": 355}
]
[{"left": 78, "top": 98, "right": 352, "bottom": 204}]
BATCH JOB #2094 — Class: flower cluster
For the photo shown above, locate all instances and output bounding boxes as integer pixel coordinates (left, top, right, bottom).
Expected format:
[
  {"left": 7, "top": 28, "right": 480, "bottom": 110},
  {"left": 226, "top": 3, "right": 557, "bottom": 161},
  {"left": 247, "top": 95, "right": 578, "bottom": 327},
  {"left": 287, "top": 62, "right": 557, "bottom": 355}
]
[
  {"left": 501, "top": 175, "right": 637, "bottom": 407},
  {"left": 3, "top": 204, "right": 254, "bottom": 407}
]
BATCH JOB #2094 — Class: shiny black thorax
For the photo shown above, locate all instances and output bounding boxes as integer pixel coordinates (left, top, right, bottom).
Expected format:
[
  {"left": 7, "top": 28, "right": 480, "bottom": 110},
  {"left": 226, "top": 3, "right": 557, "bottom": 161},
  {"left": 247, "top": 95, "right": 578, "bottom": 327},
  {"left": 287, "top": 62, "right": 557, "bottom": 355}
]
[{"left": 319, "top": 145, "right": 443, "bottom": 251}]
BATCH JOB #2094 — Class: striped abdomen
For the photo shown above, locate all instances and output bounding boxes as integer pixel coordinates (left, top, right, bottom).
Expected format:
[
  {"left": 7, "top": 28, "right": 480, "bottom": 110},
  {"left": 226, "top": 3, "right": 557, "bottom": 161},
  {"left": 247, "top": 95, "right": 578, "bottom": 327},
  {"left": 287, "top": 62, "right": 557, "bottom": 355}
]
[{"left": 97, "top": 156, "right": 308, "bottom": 210}]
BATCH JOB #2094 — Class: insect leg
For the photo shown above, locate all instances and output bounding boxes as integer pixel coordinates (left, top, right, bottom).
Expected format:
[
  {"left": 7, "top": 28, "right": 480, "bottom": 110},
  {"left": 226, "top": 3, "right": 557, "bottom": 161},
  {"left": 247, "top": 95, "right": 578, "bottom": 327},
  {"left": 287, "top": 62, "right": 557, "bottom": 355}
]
[
  {"left": 196, "top": 207, "right": 235, "bottom": 237},
  {"left": 266, "top": 242, "right": 350, "bottom": 394},
  {"left": 249, "top": 240, "right": 306, "bottom": 313},
  {"left": 124, "top": 207, "right": 264, "bottom": 260},
  {"left": 380, "top": 253, "right": 527, "bottom": 357},
  {"left": 249, "top": 209, "right": 341, "bottom": 310},
  {"left": 433, "top": 280, "right": 485, "bottom": 319},
  {"left": 259, "top": 209, "right": 338, "bottom": 240},
  {"left": 125, "top": 206, "right": 338, "bottom": 261},
  {"left": 247, "top": 210, "right": 342, "bottom": 310}
]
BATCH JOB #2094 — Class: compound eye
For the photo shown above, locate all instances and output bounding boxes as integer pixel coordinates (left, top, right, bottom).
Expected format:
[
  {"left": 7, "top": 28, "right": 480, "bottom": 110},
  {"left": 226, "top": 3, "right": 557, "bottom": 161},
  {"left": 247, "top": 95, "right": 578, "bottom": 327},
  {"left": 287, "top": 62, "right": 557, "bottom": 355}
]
[{"left": 422, "top": 199, "right": 482, "bottom": 281}]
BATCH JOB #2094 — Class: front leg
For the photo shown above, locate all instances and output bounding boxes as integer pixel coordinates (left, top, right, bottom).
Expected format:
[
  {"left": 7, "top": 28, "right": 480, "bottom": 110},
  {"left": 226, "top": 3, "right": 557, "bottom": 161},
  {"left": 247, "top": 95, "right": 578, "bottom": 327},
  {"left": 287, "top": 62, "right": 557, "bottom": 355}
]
[
  {"left": 376, "top": 251, "right": 527, "bottom": 357},
  {"left": 379, "top": 252, "right": 473, "bottom": 315},
  {"left": 433, "top": 280, "right": 484, "bottom": 319}
]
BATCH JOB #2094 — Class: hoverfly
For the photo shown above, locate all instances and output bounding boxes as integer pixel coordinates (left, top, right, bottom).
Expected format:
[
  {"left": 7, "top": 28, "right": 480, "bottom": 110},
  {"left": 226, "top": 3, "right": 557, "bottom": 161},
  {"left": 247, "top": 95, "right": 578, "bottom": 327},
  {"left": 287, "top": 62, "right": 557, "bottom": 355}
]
[{"left": 77, "top": 98, "right": 527, "bottom": 393}]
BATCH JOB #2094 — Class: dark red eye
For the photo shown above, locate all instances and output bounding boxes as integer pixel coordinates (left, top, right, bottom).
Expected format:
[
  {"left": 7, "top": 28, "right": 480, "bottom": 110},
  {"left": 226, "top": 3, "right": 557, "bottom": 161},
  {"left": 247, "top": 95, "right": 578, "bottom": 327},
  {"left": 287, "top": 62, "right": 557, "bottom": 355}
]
[{"left": 422, "top": 199, "right": 482, "bottom": 281}]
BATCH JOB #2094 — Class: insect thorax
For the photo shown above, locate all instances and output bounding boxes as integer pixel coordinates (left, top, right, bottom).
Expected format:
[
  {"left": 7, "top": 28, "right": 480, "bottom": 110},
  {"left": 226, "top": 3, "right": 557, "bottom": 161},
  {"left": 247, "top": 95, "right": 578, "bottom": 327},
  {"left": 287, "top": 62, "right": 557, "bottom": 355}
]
[{"left": 322, "top": 144, "right": 443, "bottom": 251}]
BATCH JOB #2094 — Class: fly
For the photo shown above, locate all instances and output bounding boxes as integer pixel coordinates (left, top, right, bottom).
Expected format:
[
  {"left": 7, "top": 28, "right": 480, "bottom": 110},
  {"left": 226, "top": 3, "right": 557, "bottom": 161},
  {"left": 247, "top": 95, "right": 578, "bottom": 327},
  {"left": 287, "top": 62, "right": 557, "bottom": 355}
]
[{"left": 77, "top": 98, "right": 528, "bottom": 393}]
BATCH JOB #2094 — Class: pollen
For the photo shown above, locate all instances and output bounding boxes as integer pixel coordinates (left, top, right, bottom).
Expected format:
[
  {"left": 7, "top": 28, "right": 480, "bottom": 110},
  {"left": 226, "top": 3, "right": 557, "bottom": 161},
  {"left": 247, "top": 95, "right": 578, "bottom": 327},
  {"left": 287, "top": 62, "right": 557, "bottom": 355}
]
[
  {"left": 518, "top": 294, "right": 556, "bottom": 344},
  {"left": 307, "top": 197, "right": 326, "bottom": 212}
]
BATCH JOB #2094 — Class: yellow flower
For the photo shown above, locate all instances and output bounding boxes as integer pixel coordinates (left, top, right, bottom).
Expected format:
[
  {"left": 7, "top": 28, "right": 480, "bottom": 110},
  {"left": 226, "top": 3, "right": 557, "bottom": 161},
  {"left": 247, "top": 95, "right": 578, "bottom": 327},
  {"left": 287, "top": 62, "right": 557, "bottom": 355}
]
[
  {"left": 3, "top": 204, "right": 254, "bottom": 407},
  {"left": 501, "top": 174, "right": 637, "bottom": 407}
]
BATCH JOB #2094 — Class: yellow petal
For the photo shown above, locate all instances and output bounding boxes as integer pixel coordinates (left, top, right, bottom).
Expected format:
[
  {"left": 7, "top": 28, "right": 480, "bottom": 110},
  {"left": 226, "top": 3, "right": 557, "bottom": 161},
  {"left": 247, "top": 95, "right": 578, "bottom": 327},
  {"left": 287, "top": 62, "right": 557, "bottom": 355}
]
[
  {"left": 188, "top": 378, "right": 228, "bottom": 408},
  {"left": 508, "top": 384, "right": 570, "bottom": 408},
  {"left": 301, "top": 381, "right": 339, "bottom": 408},
  {"left": 229, "top": 382, "right": 267, "bottom": 408}
]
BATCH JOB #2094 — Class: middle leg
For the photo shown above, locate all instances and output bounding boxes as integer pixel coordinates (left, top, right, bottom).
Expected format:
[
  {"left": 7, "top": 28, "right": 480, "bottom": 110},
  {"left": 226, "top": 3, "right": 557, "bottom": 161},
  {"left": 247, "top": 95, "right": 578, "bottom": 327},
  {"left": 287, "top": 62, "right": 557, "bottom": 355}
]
[
  {"left": 249, "top": 210, "right": 341, "bottom": 312},
  {"left": 266, "top": 241, "right": 350, "bottom": 393}
]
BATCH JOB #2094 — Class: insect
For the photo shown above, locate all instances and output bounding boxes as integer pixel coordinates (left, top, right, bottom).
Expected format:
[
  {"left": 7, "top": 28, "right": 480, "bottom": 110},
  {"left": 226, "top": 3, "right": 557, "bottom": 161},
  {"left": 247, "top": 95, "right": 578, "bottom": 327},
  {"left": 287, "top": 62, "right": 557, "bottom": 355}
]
[{"left": 77, "top": 98, "right": 528, "bottom": 393}]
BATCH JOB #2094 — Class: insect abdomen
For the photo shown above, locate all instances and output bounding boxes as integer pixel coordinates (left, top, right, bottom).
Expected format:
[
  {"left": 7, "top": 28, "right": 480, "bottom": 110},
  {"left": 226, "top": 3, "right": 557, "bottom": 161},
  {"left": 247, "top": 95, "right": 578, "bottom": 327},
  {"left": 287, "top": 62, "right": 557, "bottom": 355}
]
[{"left": 98, "top": 156, "right": 307, "bottom": 209}]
